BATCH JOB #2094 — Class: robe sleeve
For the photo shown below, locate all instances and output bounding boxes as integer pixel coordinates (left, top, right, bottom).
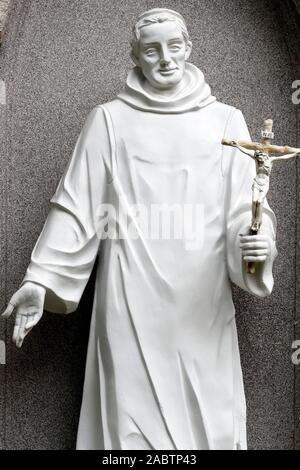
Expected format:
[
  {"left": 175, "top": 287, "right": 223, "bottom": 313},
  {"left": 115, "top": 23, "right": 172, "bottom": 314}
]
[
  {"left": 21, "top": 106, "right": 110, "bottom": 313},
  {"left": 222, "top": 108, "right": 278, "bottom": 297}
]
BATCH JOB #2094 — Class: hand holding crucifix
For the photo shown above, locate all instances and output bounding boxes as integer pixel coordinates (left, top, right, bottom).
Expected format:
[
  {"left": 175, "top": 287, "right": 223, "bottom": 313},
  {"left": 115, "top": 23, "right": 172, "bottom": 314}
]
[{"left": 222, "top": 119, "right": 300, "bottom": 273}]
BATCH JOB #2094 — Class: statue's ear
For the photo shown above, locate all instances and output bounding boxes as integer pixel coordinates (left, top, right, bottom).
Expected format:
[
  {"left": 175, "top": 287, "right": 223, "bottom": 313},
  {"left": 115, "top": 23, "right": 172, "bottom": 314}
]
[
  {"left": 185, "top": 41, "right": 192, "bottom": 61},
  {"left": 130, "top": 50, "right": 140, "bottom": 67}
]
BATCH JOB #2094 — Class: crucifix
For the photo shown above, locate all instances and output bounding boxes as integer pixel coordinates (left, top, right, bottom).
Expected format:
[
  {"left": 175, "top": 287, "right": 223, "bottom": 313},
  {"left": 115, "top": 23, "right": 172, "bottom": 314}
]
[{"left": 222, "top": 118, "right": 300, "bottom": 273}]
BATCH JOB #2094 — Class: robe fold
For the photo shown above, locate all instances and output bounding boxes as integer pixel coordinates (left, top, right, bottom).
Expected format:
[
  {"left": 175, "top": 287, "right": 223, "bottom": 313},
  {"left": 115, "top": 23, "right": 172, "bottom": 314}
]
[{"left": 22, "top": 63, "right": 277, "bottom": 450}]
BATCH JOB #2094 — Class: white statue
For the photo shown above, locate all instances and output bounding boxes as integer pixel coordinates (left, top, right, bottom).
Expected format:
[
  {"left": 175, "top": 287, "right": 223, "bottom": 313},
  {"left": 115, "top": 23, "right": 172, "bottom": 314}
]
[{"left": 2, "top": 8, "right": 278, "bottom": 450}]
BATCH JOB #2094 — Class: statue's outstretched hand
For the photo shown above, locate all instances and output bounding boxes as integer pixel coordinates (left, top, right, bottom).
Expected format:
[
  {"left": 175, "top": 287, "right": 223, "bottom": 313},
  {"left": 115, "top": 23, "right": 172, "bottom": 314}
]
[
  {"left": 239, "top": 234, "right": 271, "bottom": 262},
  {"left": 1, "top": 282, "right": 46, "bottom": 348}
]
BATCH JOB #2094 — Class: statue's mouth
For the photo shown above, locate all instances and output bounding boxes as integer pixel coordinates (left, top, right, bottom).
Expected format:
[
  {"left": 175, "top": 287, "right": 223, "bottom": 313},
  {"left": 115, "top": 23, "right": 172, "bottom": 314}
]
[{"left": 159, "top": 68, "right": 178, "bottom": 75}]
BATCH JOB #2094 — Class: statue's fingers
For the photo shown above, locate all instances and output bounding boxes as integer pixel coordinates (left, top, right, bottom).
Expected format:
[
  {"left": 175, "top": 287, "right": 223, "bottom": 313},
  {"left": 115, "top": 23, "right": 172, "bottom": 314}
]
[
  {"left": 243, "top": 255, "right": 267, "bottom": 262},
  {"left": 24, "top": 311, "right": 41, "bottom": 331},
  {"left": 15, "top": 315, "right": 27, "bottom": 349},
  {"left": 16, "top": 312, "right": 42, "bottom": 347},
  {"left": 240, "top": 235, "right": 270, "bottom": 243},
  {"left": 22, "top": 319, "right": 36, "bottom": 343},
  {"left": 12, "top": 313, "right": 22, "bottom": 344},
  {"left": 1, "top": 301, "right": 16, "bottom": 319},
  {"left": 240, "top": 242, "right": 268, "bottom": 250},
  {"left": 242, "top": 249, "right": 268, "bottom": 256},
  {"left": 2, "top": 288, "right": 25, "bottom": 318},
  {"left": 23, "top": 325, "right": 34, "bottom": 341}
]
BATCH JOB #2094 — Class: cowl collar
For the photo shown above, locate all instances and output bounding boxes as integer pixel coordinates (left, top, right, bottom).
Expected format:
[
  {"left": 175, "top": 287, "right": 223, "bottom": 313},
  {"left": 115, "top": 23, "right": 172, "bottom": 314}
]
[{"left": 117, "top": 62, "right": 216, "bottom": 114}]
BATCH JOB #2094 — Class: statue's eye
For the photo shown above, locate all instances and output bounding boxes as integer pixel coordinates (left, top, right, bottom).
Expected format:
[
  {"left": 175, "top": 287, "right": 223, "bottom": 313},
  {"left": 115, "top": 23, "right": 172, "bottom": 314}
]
[
  {"left": 170, "top": 45, "right": 181, "bottom": 52},
  {"left": 145, "top": 48, "right": 157, "bottom": 56}
]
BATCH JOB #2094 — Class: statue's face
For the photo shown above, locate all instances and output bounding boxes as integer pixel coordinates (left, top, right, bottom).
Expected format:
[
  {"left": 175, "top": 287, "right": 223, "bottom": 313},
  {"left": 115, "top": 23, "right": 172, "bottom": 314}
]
[{"left": 136, "top": 21, "right": 191, "bottom": 90}]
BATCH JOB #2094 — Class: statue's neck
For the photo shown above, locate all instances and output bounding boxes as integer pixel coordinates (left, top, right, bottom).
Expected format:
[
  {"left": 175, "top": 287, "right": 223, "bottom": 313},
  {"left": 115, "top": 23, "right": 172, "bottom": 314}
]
[{"left": 144, "top": 78, "right": 186, "bottom": 100}]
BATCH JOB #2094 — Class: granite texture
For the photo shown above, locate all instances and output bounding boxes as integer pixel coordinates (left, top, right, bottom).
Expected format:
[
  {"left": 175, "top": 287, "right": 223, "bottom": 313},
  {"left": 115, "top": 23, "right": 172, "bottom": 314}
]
[
  {"left": 0, "top": 87, "right": 7, "bottom": 450},
  {"left": 0, "top": 0, "right": 10, "bottom": 26},
  {"left": 0, "top": 0, "right": 298, "bottom": 449},
  {"left": 0, "top": 0, "right": 10, "bottom": 42},
  {"left": 284, "top": 0, "right": 300, "bottom": 452},
  {"left": 275, "top": 0, "right": 300, "bottom": 451}
]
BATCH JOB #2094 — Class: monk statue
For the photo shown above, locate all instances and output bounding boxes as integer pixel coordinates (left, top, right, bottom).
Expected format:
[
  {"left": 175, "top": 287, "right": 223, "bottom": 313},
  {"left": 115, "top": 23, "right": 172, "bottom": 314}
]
[{"left": 2, "top": 8, "right": 279, "bottom": 450}]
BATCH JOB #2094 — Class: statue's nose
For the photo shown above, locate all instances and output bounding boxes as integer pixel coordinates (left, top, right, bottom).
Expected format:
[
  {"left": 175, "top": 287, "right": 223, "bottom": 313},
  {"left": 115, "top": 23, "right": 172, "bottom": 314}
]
[
  {"left": 160, "top": 59, "right": 170, "bottom": 67},
  {"left": 160, "top": 47, "right": 171, "bottom": 67}
]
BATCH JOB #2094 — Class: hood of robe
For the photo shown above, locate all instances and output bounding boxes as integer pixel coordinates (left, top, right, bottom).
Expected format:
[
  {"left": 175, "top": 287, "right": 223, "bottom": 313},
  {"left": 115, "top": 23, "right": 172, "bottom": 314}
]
[{"left": 117, "top": 62, "right": 216, "bottom": 114}]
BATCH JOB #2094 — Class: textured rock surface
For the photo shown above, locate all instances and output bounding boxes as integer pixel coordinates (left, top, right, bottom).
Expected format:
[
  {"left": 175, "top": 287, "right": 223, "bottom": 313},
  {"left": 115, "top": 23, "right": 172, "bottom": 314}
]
[
  {"left": 0, "top": 0, "right": 10, "bottom": 41},
  {"left": 0, "top": 0, "right": 299, "bottom": 450},
  {"left": 287, "top": 0, "right": 300, "bottom": 452},
  {"left": 0, "top": 94, "right": 6, "bottom": 450}
]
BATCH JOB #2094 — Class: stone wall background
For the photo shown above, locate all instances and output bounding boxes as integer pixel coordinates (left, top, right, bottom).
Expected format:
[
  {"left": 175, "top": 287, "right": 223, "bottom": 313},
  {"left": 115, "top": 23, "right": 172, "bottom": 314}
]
[
  {"left": 0, "top": 1, "right": 10, "bottom": 27},
  {"left": 0, "top": 0, "right": 299, "bottom": 450}
]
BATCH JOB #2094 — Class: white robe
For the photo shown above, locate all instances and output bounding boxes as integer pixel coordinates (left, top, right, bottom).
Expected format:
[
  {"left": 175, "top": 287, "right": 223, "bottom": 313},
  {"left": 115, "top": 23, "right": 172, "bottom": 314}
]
[{"left": 22, "top": 63, "right": 277, "bottom": 450}]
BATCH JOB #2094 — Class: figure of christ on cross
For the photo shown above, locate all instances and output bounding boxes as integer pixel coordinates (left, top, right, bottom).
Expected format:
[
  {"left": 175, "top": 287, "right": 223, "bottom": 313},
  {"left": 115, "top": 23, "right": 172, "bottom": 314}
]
[{"left": 222, "top": 119, "right": 300, "bottom": 273}]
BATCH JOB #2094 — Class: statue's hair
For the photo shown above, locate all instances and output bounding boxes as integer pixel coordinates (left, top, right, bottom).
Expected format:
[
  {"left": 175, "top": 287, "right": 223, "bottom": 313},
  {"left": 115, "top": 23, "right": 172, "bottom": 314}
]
[{"left": 131, "top": 11, "right": 190, "bottom": 60}]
